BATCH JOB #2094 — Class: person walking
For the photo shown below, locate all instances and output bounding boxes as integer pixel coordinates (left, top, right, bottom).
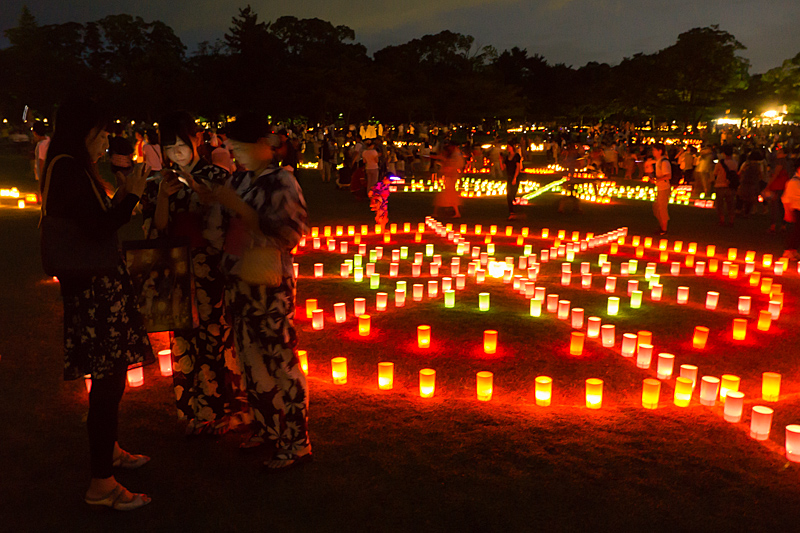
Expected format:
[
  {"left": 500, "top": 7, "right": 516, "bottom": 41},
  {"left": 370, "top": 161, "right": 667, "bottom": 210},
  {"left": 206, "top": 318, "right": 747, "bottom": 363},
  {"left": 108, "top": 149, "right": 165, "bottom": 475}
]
[
  {"left": 650, "top": 143, "right": 671, "bottom": 235},
  {"left": 504, "top": 142, "right": 522, "bottom": 220},
  {"left": 208, "top": 114, "right": 312, "bottom": 470},
  {"left": 41, "top": 97, "right": 154, "bottom": 510},
  {"left": 714, "top": 145, "right": 738, "bottom": 226}
]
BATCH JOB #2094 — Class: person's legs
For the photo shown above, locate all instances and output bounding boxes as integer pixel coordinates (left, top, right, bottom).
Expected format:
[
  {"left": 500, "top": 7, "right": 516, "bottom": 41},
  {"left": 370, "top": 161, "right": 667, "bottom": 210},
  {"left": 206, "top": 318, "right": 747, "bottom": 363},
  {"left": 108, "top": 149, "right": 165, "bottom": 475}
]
[
  {"left": 506, "top": 178, "right": 519, "bottom": 217},
  {"left": 787, "top": 211, "right": 800, "bottom": 252},
  {"left": 87, "top": 371, "right": 127, "bottom": 480}
]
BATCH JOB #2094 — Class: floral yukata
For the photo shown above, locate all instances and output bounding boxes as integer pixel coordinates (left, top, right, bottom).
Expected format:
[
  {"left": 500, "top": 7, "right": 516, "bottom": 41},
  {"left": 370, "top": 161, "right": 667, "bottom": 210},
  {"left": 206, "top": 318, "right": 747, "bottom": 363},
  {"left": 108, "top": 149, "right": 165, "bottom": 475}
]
[
  {"left": 222, "top": 166, "right": 310, "bottom": 455},
  {"left": 141, "top": 161, "right": 237, "bottom": 427}
]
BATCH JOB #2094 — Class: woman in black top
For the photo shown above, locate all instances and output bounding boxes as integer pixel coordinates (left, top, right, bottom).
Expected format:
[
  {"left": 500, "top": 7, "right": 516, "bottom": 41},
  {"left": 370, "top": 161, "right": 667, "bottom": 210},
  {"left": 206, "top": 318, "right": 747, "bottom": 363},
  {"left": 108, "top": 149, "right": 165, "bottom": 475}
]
[
  {"left": 504, "top": 142, "right": 522, "bottom": 219},
  {"left": 43, "top": 97, "right": 154, "bottom": 510}
]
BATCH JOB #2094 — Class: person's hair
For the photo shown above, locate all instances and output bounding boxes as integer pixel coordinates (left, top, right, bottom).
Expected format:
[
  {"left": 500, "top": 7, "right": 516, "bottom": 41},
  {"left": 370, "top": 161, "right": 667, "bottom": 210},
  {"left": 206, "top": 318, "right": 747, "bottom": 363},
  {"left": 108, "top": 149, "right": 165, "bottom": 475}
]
[
  {"left": 145, "top": 127, "right": 159, "bottom": 146},
  {"left": 32, "top": 121, "right": 47, "bottom": 136},
  {"left": 112, "top": 122, "right": 124, "bottom": 136},
  {"left": 652, "top": 142, "right": 666, "bottom": 154},
  {"left": 722, "top": 145, "right": 733, "bottom": 157},
  {"left": 228, "top": 112, "right": 275, "bottom": 145},
  {"left": 158, "top": 111, "right": 196, "bottom": 150},
  {"left": 43, "top": 96, "right": 111, "bottom": 194}
]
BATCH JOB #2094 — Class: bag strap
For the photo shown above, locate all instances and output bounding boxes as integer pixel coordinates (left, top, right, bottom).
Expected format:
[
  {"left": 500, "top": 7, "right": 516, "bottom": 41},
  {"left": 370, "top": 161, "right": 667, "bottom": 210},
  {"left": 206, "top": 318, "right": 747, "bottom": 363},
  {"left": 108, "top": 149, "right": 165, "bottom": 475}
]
[{"left": 39, "top": 154, "right": 108, "bottom": 227}]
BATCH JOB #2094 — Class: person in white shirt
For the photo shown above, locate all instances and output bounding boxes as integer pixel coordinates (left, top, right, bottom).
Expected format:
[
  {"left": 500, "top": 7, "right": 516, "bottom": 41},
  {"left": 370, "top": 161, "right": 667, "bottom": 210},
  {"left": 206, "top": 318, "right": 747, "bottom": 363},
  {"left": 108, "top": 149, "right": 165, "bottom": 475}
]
[
  {"left": 362, "top": 140, "right": 380, "bottom": 189},
  {"left": 32, "top": 121, "right": 50, "bottom": 181}
]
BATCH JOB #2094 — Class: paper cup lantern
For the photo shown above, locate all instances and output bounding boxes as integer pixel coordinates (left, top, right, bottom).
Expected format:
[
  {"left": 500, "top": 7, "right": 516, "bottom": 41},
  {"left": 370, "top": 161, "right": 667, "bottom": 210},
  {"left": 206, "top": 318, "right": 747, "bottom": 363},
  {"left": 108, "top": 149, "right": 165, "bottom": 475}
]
[
  {"left": 750, "top": 406, "right": 773, "bottom": 440},
  {"left": 587, "top": 317, "right": 601, "bottom": 338},
  {"left": 719, "top": 374, "right": 740, "bottom": 402},
  {"left": 636, "top": 343, "right": 653, "bottom": 369},
  {"left": 157, "top": 349, "right": 172, "bottom": 377},
  {"left": 621, "top": 333, "right": 637, "bottom": 357},
  {"left": 732, "top": 318, "right": 747, "bottom": 341},
  {"left": 127, "top": 366, "right": 144, "bottom": 387},
  {"left": 680, "top": 364, "right": 698, "bottom": 390},
  {"left": 557, "top": 300, "right": 571, "bottom": 320},
  {"left": 699, "top": 376, "right": 720, "bottom": 406},
  {"left": 483, "top": 330, "right": 498, "bottom": 354},
  {"left": 583, "top": 377, "right": 605, "bottom": 409},
  {"left": 630, "top": 290, "right": 643, "bottom": 309},
  {"left": 358, "top": 315, "right": 371, "bottom": 336},
  {"left": 306, "top": 298, "right": 318, "bottom": 319},
  {"left": 530, "top": 298, "right": 543, "bottom": 317},
  {"left": 413, "top": 284, "right": 424, "bottom": 302},
  {"left": 738, "top": 296, "right": 751, "bottom": 315},
  {"left": 605, "top": 276, "right": 617, "bottom": 293},
  {"left": 762, "top": 372, "right": 781, "bottom": 402},
  {"left": 695, "top": 261, "right": 706, "bottom": 276},
  {"left": 479, "top": 292, "right": 490, "bottom": 311},
  {"left": 535, "top": 376, "right": 552, "bottom": 407},
  {"left": 331, "top": 357, "right": 347, "bottom": 384},
  {"left": 419, "top": 369, "right": 436, "bottom": 398},
  {"left": 642, "top": 378, "right": 661, "bottom": 410},
  {"left": 692, "top": 326, "right": 709, "bottom": 349},
  {"left": 476, "top": 371, "right": 493, "bottom": 401},
  {"left": 417, "top": 325, "right": 431, "bottom": 349},
  {"left": 394, "top": 289, "right": 406, "bottom": 308},
  {"left": 656, "top": 353, "right": 674, "bottom": 380},
  {"left": 444, "top": 290, "right": 455, "bottom": 308},
  {"left": 456, "top": 274, "right": 466, "bottom": 290},
  {"left": 354, "top": 267, "right": 364, "bottom": 282},
  {"left": 297, "top": 350, "right": 308, "bottom": 375},
  {"left": 607, "top": 297, "right": 620, "bottom": 316},
  {"left": 601, "top": 324, "right": 615, "bottom": 347},
  {"left": 757, "top": 310, "right": 771, "bottom": 331},
  {"left": 354, "top": 298, "right": 366, "bottom": 316},
  {"left": 724, "top": 391, "right": 745, "bottom": 422},
  {"left": 651, "top": 284, "right": 663, "bottom": 301},
  {"left": 312, "top": 309, "right": 324, "bottom": 330},
  {"left": 427, "top": 280, "right": 438, "bottom": 299},
  {"left": 674, "top": 377, "right": 693, "bottom": 407},
  {"left": 571, "top": 308, "right": 585, "bottom": 329},
  {"left": 676, "top": 286, "right": 689, "bottom": 305},
  {"left": 785, "top": 426, "right": 800, "bottom": 462},
  {"left": 546, "top": 294, "right": 559, "bottom": 313},
  {"left": 570, "top": 332, "right": 585, "bottom": 356},
  {"left": 768, "top": 300, "right": 781, "bottom": 320},
  {"left": 705, "top": 291, "right": 719, "bottom": 310}
]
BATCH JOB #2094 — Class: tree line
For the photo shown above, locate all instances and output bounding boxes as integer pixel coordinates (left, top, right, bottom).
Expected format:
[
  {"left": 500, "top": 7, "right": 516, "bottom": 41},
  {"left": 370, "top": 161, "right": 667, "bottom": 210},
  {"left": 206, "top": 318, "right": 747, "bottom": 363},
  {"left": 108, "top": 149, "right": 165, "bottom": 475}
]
[{"left": 1, "top": 5, "right": 798, "bottom": 128}]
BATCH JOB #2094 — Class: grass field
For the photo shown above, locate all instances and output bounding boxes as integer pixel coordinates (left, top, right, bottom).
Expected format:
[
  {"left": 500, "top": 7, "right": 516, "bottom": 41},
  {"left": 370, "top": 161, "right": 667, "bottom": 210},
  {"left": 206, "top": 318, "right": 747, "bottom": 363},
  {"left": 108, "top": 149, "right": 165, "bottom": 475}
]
[{"left": 2, "top": 153, "right": 800, "bottom": 532}]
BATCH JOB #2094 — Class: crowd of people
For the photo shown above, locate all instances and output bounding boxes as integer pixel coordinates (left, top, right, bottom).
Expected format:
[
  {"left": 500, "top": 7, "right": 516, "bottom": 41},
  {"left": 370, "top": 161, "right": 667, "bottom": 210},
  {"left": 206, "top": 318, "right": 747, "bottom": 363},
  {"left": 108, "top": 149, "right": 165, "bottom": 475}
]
[{"left": 40, "top": 98, "right": 310, "bottom": 511}]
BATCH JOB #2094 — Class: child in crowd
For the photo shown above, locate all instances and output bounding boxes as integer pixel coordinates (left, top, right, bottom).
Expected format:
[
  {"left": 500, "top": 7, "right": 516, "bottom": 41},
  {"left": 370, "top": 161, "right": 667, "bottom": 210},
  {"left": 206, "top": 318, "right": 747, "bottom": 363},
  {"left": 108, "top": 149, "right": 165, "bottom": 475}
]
[{"left": 369, "top": 174, "right": 392, "bottom": 232}]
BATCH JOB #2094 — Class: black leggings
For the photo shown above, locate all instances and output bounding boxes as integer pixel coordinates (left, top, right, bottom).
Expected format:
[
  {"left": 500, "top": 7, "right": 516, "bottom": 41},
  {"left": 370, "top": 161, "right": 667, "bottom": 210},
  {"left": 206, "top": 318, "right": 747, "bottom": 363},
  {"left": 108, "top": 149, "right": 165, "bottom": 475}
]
[
  {"left": 87, "top": 371, "right": 127, "bottom": 479},
  {"left": 507, "top": 178, "right": 520, "bottom": 213}
]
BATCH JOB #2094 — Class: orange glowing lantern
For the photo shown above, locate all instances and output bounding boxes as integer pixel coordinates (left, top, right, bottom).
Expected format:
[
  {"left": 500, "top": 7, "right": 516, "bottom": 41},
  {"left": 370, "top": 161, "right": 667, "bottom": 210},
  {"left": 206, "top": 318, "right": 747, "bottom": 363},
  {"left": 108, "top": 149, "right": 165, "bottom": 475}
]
[
  {"left": 762, "top": 372, "right": 781, "bottom": 402},
  {"left": 395, "top": 289, "right": 406, "bottom": 307},
  {"left": 331, "top": 357, "right": 347, "bottom": 384},
  {"left": 732, "top": 318, "right": 747, "bottom": 341},
  {"left": 719, "top": 374, "right": 740, "bottom": 402},
  {"left": 761, "top": 277, "right": 773, "bottom": 294},
  {"left": 306, "top": 298, "right": 318, "bottom": 319},
  {"left": 417, "top": 325, "right": 431, "bottom": 348},
  {"left": 756, "top": 310, "right": 771, "bottom": 331},
  {"left": 535, "top": 376, "right": 552, "bottom": 406},
  {"left": 585, "top": 378, "right": 603, "bottom": 409},
  {"left": 358, "top": 315, "right": 371, "bottom": 336},
  {"left": 376, "top": 292, "right": 388, "bottom": 312},
  {"left": 605, "top": 276, "right": 617, "bottom": 292},
  {"left": 692, "top": 326, "right": 709, "bottom": 349},
  {"left": 484, "top": 330, "right": 498, "bottom": 354},
  {"left": 419, "top": 369, "right": 436, "bottom": 398},
  {"left": 768, "top": 300, "right": 781, "bottom": 320},
  {"left": 728, "top": 248, "right": 737, "bottom": 261},
  {"left": 650, "top": 283, "right": 663, "bottom": 301},
  {"left": 750, "top": 406, "right": 773, "bottom": 440},
  {"left": 570, "top": 332, "right": 585, "bottom": 356},
  {"left": 706, "top": 244, "right": 716, "bottom": 257},
  {"left": 587, "top": 317, "right": 601, "bottom": 338},
  {"left": 642, "top": 378, "right": 660, "bottom": 409},
  {"left": 723, "top": 391, "right": 745, "bottom": 422},
  {"left": 312, "top": 309, "right": 324, "bottom": 330},
  {"left": 127, "top": 366, "right": 144, "bottom": 387},
  {"left": 297, "top": 350, "right": 308, "bottom": 375},
  {"left": 476, "top": 371, "right": 494, "bottom": 401},
  {"left": 674, "top": 377, "right": 693, "bottom": 407},
  {"left": 676, "top": 286, "right": 689, "bottom": 304},
  {"left": 637, "top": 330, "right": 652, "bottom": 347}
]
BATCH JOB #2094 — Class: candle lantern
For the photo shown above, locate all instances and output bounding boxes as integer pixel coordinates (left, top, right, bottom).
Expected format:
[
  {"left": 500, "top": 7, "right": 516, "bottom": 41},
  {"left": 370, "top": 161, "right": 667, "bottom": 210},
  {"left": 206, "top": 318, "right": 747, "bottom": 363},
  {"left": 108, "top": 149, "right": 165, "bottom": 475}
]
[
  {"left": 306, "top": 298, "right": 318, "bottom": 319},
  {"left": 340, "top": 263, "right": 350, "bottom": 278},
  {"left": 456, "top": 274, "right": 466, "bottom": 290},
  {"left": 645, "top": 265, "right": 656, "bottom": 280},
  {"left": 541, "top": 228, "right": 549, "bottom": 238},
  {"left": 785, "top": 426, "right": 800, "bottom": 462},
  {"left": 627, "top": 280, "right": 639, "bottom": 295},
  {"left": 534, "top": 287, "right": 546, "bottom": 300},
  {"left": 601, "top": 324, "right": 615, "bottom": 347},
  {"left": 365, "top": 263, "right": 376, "bottom": 277},
  {"left": 749, "top": 271, "right": 761, "bottom": 287},
  {"left": 709, "top": 259, "right": 718, "bottom": 273},
  {"left": 331, "top": 357, "right": 347, "bottom": 384},
  {"left": 659, "top": 251, "right": 669, "bottom": 263},
  {"left": 418, "top": 325, "right": 431, "bottom": 348},
  {"left": 744, "top": 261, "right": 755, "bottom": 275},
  {"left": 695, "top": 261, "right": 706, "bottom": 276},
  {"left": 761, "top": 277, "right": 773, "bottom": 295},
  {"left": 670, "top": 262, "right": 681, "bottom": 276},
  {"left": 738, "top": 296, "right": 751, "bottom": 315},
  {"left": 598, "top": 253, "right": 608, "bottom": 266},
  {"left": 557, "top": 300, "right": 571, "bottom": 320},
  {"left": 750, "top": 406, "right": 773, "bottom": 440},
  {"left": 699, "top": 376, "right": 720, "bottom": 406},
  {"left": 369, "top": 250, "right": 377, "bottom": 263},
  {"left": 340, "top": 241, "right": 348, "bottom": 254},
  {"left": 636, "top": 343, "right": 653, "bottom": 369},
  {"left": 585, "top": 378, "right": 603, "bottom": 409},
  {"left": 705, "top": 291, "right": 719, "bottom": 310},
  {"left": 358, "top": 315, "right": 371, "bottom": 336},
  {"left": 605, "top": 276, "right": 617, "bottom": 293},
  {"left": 685, "top": 255, "right": 695, "bottom": 268},
  {"left": 298, "top": 350, "right": 308, "bottom": 375},
  {"left": 651, "top": 284, "right": 663, "bottom": 301},
  {"left": 376, "top": 292, "right": 388, "bottom": 311},
  {"left": 395, "top": 289, "right": 406, "bottom": 307},
  {"left": 535, "top": 376, "right": 552, "bottom": 407},
  {"left": 444, "top": 289, "right": 455, "bottom": 308},
  {"left": 728, "top": 248, "right": 737, "bottom": 261},
  {"left": 676, "top": 286, "right": 689, "bottom": 304},
  {"left": 413, "top": 284, "right": 424, "bottom": 302},
  {"left": 642, "top": 378, "right": 661, "bottom": 410},
  {"left": 390, "top": 249, "right": 399, "bottom": 261},
  {"left": 419, "top": 369, "right": 436, "bottom": 398},
  {"left": 427, "top": 280, "right": 438, "bottom": 298},
  {"left": 479, "top": 292, "right": 490, "bottom": 311},
  {"left": 656, "top": 353, "right": 674, "bottom": 380},
  {"left": 476, "top": 269, "right": 486, "bottom": 284},
  {"left": 530, "top": 298, "right": 543, "bottom": 317},
  {"left": 719, "top": 374, "right": 740, "bottom": 402},
  {"left": 607, "top": 296, "right": 620, "bottom": 316},
  {"left": 545, "top": 294, "right": 558, "bottom": 313},
  {"left": 581, "top": 273, "right": 592, "bottom": 288},
  {"left": 354, "top": 297, "right": 366, "bottom": 316},
  {"left": 354, "top": 267, "right": 364, "bottom": 283},
  {"left": 732, "top": 318, "right": 747, "bottom": 341},
  {"left": 768, "top": 300, "right": 781, "bottom": 320},
  {"left": 762, "top": 372, "right": 781, "bottom": 401},
  {"left": 570, "top": 332, "right": 585, "bottom": 356},
  {"left": 312, "top": 238, "right": 321, "bottom": 250},
  {"left": 728, "top": 264, "right": 739, "bottom": 279},
  {"left": 674, "top": 377, "right": 693, "bottom": 407},
  {"left": 370, "top": 273, "right": 380, "bottom": 290},
  {"left": 312, "top": 309, "right": 324, "bottom": 330},
  {"left": 628, "top": 259, "right": 638, "bottom": 274},
  {"left": 400, "top": 246, "right": 408, "bottom": 260},
  {"left": 756, "top": 310, "right": 771, "bottom": 331},
  {"left": 601, "top": 262, "right": 611, "bottom": 275},
  {"left": 389, "top": 263, "right": 399, "bottom": 277},
  {"left": 561, "top": 271, "right": 571, "bottom": 286},
  {"left": 571, "top": 308, "right": 585, "bottom": 329},
  {"left": 692, "top": 326, "right": 709, "bottom": 349},
  {"left": 621, "top": 333, "right": 637, "bottom": 357},
  {"left": 476, "top": 371, "right": 494, "bottom": 401},
  {"left": 334, "top": 302, "right": 346, "bottom": 323},
  {"left": 645, "top": 237, "right": 653, "bottom": 248},
  {"left": 157, "top": 349, "right": 172, "bottom": 377},
  {"left": 630, "top": 290, "right": 643, "bottom": 309},
  {"left": 411, "top": 263, "right": 421, "bottom": 278},
  {"left": 587, "top": 317, "right": 601, "bottom": 338},
  {"left": 724, "top": 391, "right": 745, "bottom": 422},
  {"left": 636, "top": 330, "right": 652, "bottom": 347}
]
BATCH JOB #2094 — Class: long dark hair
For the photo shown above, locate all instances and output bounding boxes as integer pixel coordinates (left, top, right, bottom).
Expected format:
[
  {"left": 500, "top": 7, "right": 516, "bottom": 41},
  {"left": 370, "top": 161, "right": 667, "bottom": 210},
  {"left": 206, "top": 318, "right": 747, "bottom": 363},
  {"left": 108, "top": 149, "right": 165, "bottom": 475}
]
[{"left": 43, "top": 96, "right": 111, "bottom": 194}]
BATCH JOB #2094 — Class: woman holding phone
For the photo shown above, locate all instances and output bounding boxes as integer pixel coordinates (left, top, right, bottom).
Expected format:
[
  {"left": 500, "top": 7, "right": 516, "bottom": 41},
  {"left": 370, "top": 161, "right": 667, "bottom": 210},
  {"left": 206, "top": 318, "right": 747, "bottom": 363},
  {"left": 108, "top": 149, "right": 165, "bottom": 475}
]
[{"left": 141, "top": 111, "right": 238, "bottom": 436}]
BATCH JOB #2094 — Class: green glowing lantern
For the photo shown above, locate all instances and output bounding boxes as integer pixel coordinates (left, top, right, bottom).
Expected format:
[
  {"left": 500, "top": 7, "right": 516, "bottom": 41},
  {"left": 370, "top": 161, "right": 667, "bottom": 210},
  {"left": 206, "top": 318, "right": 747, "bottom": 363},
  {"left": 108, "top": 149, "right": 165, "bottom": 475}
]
[
  {"left": 444, "top": 290, "right": 455, "bottom": 308},
  {"left": 370, "top": 273, "right": 380, "bottom": 289},
  {"left": 479, "top": 292, "right": 490, "bottom": 311}
]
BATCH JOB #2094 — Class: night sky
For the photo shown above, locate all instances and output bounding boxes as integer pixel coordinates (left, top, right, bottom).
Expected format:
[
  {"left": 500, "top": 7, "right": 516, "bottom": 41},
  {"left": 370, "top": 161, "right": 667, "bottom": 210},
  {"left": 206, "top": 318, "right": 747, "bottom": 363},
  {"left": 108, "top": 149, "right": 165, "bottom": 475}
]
[{"left": 2, "top": 0, "right": 798, "bottom": 74}]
